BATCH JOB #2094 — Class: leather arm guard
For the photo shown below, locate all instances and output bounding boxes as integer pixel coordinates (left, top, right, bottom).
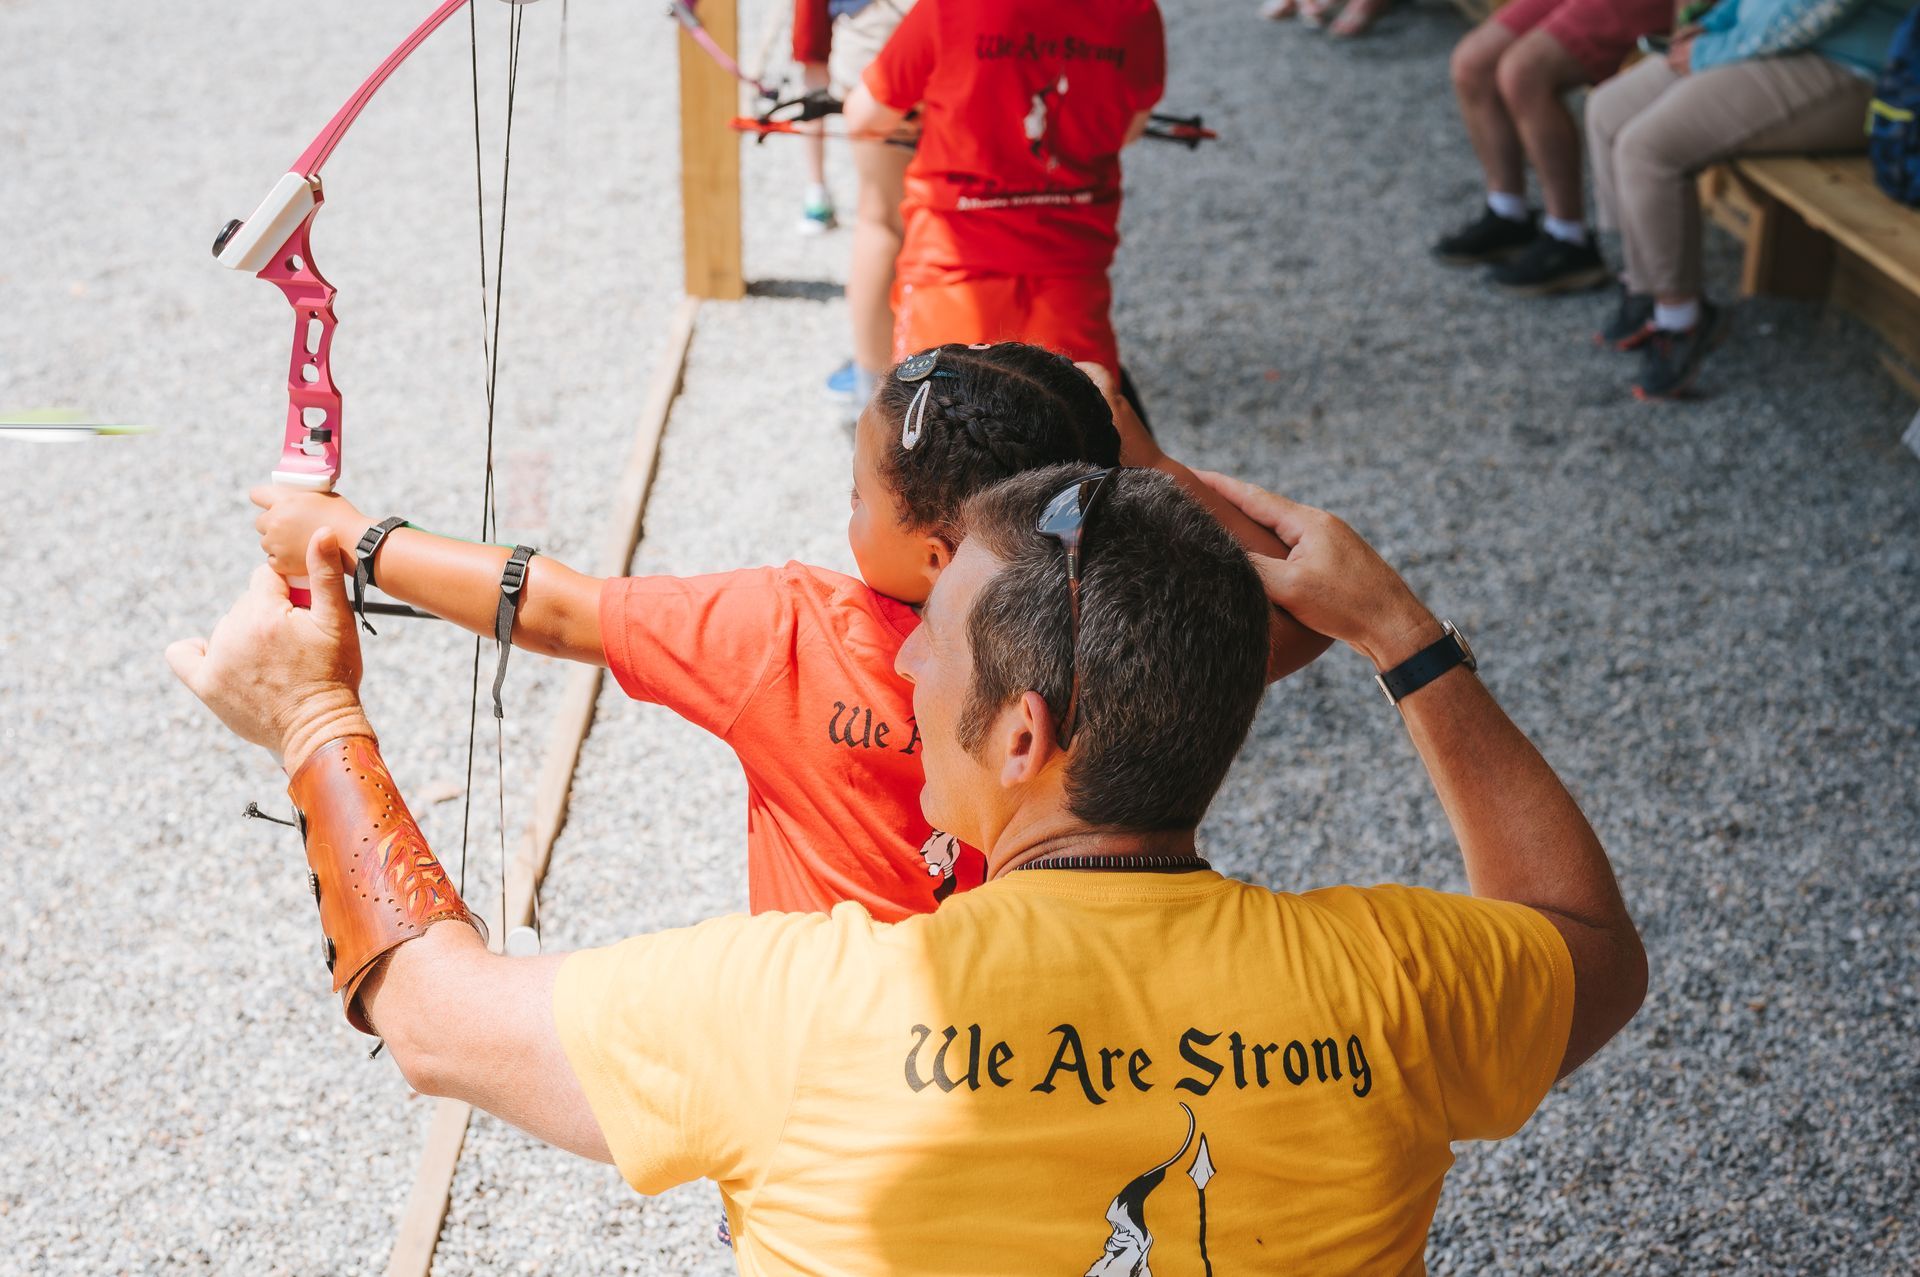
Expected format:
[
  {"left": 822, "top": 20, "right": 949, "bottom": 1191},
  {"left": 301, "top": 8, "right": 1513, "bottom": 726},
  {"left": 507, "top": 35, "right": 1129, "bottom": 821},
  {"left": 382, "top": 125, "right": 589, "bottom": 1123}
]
[{"left": 286, "top": 735, "right": 487, "bottom": 1034}]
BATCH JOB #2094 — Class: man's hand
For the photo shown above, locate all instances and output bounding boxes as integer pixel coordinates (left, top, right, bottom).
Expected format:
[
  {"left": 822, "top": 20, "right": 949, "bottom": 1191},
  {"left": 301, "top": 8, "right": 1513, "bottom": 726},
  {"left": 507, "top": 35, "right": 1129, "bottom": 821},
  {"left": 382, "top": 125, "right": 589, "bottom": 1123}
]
[
  {"left": 251, "top": 486, "right": 371, "bottom": 581},
  {"left": 1194, "top": 470, "right": 1441, "bottom": 671},
  {"left": 166, "top": 528, "right": 372, "bottom": 773}
]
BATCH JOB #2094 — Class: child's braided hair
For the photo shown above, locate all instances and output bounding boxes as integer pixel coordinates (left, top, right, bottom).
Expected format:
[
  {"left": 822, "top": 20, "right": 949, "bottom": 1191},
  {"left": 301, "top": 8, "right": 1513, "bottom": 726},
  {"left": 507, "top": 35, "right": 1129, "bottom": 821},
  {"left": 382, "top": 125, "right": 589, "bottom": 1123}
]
[{"left": 873, "top": 343, "right": 1122, "bottom": 543}]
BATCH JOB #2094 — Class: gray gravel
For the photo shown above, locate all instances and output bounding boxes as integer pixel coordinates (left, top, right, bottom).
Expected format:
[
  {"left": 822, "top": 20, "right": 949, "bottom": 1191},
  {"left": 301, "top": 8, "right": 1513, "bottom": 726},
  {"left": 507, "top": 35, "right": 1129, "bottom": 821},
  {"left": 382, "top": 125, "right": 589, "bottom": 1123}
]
[{"left": 3, "top": 0, "right": 1918, "bottom": 1273}]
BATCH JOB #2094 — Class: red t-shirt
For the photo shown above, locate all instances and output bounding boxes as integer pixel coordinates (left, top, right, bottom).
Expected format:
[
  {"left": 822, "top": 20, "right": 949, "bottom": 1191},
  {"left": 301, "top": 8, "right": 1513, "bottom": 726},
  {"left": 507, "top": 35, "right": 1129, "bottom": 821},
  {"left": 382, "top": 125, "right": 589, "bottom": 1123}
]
[
  {"left": 599, "top": 563, "right": 985, "bottom": 921},
  {"left": 864, "top": 0, "right": 1165, "bottom": 277}
]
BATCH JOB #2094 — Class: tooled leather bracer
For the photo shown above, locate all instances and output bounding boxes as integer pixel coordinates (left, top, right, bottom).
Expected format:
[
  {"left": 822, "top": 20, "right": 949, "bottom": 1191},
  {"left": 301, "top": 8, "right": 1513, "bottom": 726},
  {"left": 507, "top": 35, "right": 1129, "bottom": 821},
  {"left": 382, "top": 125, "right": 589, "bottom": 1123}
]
[{"left": 287, "top": 735, "right": 486, "bottom": 1034}]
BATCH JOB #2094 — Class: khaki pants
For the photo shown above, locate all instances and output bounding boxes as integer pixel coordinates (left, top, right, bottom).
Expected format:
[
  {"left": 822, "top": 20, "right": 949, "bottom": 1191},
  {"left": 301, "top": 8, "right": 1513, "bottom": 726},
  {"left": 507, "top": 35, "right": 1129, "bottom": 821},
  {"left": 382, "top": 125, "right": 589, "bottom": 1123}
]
[{"left": 1587, "top": 54, "right": 1873, "bottom": 298}]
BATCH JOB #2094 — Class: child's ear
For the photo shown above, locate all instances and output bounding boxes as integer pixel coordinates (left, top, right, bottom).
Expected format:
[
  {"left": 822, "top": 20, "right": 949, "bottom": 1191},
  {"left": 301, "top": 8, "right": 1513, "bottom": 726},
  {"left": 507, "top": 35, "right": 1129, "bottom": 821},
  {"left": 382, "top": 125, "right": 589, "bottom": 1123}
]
[{"left": 919, "top": 534, "right": 956, "bottom": 590}]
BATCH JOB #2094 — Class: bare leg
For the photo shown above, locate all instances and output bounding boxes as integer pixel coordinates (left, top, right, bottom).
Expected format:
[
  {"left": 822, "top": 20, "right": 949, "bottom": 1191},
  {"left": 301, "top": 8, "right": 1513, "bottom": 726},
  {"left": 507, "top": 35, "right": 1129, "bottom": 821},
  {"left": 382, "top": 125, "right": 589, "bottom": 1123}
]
[
  {"left": 1451, "top": 21, "right": 1525, "bottom": 198},
  {"left": 1329, "top": 0, "right": 1390, "bottom": 39},
  {"left": 802, "top": 62, "right": 829, "bottom": 191},
  {"left": 1494, "top": 31, "right": 1591, "bottom": 222},
  {"left": 849, "top": 139, "right": 910, "bottom": 376}
]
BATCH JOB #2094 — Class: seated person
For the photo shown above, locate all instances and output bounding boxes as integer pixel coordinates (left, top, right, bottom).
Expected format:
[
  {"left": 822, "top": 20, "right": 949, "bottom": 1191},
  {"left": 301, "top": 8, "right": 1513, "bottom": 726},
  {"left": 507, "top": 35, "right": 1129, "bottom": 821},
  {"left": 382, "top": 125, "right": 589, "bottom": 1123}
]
[
  {"left": 1586, "top": 0, "right": 1905, "bottom": 399},
  {"left": 173, "top": 464, "right": 1646, "bottom": 1272},
  {"left": 252, "top": 343, "right": 1327, "bottom": 919},
  {"left": 1433, "top": 0, "right": 1669, "bottom": 294}
]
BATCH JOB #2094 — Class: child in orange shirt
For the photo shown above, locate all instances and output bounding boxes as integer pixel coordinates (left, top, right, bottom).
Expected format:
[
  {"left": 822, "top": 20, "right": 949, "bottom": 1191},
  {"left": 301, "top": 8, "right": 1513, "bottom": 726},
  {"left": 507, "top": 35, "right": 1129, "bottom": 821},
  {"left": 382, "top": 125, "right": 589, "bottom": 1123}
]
[
  {"left": 252, "top": 344, "right": 1324, "bottom": 920},
  {"left": 843, "top": 0, "right": 1164, "bottom": 378}
]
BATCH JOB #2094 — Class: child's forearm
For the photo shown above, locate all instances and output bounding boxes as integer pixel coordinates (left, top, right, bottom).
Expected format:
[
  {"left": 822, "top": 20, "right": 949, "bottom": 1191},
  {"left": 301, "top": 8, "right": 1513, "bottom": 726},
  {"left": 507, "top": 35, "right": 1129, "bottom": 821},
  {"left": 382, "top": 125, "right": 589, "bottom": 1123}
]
[
  {"left": 358, "top": 525, "right": 607, "bottom": 665},
  {"left": 1151, "top": 455, "right": 1335, "bottom": 681}
]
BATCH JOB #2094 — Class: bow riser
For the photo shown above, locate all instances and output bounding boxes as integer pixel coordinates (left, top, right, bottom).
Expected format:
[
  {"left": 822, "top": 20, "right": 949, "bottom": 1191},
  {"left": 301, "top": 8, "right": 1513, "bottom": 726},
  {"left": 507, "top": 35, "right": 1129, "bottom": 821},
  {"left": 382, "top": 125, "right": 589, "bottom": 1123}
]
[{"left": 261, "top": 208, "right": 342, "bottom": 497}]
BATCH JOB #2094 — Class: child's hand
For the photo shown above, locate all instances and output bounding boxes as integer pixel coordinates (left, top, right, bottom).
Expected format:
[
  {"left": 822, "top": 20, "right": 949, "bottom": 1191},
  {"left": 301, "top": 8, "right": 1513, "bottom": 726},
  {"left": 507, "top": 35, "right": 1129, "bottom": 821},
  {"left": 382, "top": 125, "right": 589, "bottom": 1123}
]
[
  {"left": 1073, "top": 360, "right": 1164, "bottom": 468},
  {"left": 251, "top": 486, "right": 370, "bottom": 579}
]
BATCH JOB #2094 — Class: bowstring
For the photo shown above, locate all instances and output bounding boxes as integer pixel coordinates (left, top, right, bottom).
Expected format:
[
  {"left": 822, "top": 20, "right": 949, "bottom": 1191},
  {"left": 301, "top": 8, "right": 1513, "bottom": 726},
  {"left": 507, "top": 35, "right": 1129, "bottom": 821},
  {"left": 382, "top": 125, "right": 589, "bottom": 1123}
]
[{"left": 458, "top": 0, "right": 527, "bottom": 948}]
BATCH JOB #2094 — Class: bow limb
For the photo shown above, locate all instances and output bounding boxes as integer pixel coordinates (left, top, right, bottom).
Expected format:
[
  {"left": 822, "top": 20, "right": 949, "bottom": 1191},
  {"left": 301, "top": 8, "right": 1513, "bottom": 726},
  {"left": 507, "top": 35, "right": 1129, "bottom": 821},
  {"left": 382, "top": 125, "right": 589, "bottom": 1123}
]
[{"left": 213, "top": 0, "right": 537, "bottom": 600}]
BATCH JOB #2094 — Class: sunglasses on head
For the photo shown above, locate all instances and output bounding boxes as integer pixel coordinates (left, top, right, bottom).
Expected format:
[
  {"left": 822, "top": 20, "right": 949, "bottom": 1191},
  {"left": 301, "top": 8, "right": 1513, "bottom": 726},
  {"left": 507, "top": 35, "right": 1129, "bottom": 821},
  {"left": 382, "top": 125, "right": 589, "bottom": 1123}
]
[{"left": 1036, "top": 467, "right": 1117, "bottom": 749}]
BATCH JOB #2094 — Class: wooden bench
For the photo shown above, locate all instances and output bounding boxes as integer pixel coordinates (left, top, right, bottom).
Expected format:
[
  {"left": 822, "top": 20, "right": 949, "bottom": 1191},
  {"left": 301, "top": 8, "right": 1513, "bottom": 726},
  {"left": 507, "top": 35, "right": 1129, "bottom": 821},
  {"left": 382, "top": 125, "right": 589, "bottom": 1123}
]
[{"left": 1701, "top": 155, "right": 1920, "bottom": 391}]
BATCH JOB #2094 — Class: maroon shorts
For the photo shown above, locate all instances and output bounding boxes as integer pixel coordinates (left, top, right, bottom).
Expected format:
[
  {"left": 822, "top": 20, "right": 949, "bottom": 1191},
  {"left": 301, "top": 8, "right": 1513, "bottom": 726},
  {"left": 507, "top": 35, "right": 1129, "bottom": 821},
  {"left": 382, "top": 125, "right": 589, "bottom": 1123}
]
[
  {"left": 1493, "top": 0, "right": 1670, "bottom": 83},
  {"left": 792, "top": 0, "right": 831, "bottom": 65}
]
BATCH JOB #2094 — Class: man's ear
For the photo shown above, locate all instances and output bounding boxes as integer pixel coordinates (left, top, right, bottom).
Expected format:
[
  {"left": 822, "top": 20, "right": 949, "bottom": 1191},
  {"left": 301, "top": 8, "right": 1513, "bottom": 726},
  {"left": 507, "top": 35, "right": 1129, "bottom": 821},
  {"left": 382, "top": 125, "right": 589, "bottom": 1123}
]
[
  {"left": 918, "top": 534, "right": 956, "bottom": 593},
  {"left": 998, "top": 690, "right": 1062, "bottom": 789}
]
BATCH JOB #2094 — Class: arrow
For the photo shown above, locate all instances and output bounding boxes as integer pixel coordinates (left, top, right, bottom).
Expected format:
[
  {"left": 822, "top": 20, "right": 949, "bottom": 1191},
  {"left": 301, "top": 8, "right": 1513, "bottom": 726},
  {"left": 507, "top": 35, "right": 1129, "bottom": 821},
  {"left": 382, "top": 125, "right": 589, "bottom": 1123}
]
[
  {"left": 0, "top": 408, "right": 157, "bottom": 440},
  {"left": 1188, "top": 1132, "right": 1216, "bottom": 1277}
]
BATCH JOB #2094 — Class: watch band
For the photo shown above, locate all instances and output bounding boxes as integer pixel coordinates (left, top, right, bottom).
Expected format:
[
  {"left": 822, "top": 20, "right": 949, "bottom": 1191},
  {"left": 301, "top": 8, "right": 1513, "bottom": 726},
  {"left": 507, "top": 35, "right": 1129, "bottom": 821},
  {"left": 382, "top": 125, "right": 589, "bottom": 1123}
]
[
  {"left": 351, "top": 516, "right": 409, "bottom": 635},
  {"left": 1375, "top": 621, "right": 1476, "bottom": 706}
]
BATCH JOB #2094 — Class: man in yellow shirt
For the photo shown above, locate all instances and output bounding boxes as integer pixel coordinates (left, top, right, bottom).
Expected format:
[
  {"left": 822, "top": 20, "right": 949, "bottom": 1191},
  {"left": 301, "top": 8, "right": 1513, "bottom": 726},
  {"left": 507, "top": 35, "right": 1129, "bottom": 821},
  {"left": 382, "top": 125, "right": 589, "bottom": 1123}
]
[{"left": 170, "top": 465, "right": 1646, "bottom": 1274}]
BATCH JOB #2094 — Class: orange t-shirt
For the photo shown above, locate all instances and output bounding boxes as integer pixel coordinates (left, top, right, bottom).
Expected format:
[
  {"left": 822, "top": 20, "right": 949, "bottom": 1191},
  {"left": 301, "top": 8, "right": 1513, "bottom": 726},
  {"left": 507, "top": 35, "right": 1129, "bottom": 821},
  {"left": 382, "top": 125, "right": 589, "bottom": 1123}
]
[
  {"left": 863, "top": 0, "right": 1166, "bottom": 279},
  {"left": 599, "top": 563, "right": 984, "bottom": 920}
]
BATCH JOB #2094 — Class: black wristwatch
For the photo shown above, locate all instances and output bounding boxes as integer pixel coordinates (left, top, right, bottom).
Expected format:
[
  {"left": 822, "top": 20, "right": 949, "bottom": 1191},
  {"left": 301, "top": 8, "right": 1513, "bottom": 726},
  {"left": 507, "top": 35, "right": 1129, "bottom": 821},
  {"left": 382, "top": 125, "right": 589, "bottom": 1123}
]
[{"left": 1375, "top": 621, "right": 1476, "bottom": 706}]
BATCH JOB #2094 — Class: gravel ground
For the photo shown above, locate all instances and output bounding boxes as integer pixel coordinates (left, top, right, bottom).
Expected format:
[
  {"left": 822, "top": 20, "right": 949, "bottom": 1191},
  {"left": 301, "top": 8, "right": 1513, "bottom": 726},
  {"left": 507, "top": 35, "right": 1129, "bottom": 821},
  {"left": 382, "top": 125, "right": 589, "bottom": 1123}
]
[{"left": 3, "top": 0, "right": 1917, "bottom": 1273}]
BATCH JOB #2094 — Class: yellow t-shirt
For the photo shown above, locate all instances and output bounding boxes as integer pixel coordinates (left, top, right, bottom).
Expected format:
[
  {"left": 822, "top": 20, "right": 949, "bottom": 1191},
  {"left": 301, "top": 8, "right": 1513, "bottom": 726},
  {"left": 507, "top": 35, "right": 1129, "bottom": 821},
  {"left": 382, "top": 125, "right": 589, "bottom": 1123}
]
[{"left": 555, "top": 870, "right": 1574, "bottom": 1275}]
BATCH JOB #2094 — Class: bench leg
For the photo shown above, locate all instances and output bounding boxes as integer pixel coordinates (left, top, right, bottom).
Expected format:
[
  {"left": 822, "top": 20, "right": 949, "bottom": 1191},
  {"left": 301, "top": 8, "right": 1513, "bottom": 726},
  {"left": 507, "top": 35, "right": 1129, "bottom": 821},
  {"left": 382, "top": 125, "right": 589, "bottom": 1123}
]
[{"left": 1741, "top": 185, "right": 1835, "bottom": 301}]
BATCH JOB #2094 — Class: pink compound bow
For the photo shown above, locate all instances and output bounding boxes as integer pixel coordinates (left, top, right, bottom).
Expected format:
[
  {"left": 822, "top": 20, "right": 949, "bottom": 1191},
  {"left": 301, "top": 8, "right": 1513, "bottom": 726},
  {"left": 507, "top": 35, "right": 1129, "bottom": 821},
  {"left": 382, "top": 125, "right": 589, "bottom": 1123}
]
[{"left": 214, "top": 0, "right": 538, "bottom": 606}]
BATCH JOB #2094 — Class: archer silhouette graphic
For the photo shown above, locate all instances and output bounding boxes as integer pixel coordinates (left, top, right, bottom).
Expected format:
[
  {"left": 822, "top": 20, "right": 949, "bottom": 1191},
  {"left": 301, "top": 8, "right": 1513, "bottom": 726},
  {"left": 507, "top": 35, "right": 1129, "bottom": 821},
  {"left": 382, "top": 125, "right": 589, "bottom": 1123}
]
[
  {"left": 1084, "top": 1102, "right": 1218, "bottom": 1277},
  {"left": 917, "top": 831, "right": 961, "bottom": 901},
  {"left": 1023, "top": 74, "right": 1069, "bottom": 167}
]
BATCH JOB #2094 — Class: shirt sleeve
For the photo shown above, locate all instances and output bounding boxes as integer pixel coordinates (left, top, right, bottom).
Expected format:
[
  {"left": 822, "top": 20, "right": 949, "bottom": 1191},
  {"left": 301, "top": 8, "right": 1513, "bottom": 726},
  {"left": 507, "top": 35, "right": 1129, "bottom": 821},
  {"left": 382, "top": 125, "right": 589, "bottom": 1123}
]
[
  {"left": 862, "top": 0, "right": 939, "bottom": 111},
  {"left": 1125, "top": 3, "right": 1167, "bottom": 113},
  {"left": 553, "top": 911, "right": 837, "bottom": 1195},
  {"left": 1328, "top": 885, "right": 1575, "bottom": 1142},
  {"left": 598, "top": 567, "right": 790, "bottom": 739}
]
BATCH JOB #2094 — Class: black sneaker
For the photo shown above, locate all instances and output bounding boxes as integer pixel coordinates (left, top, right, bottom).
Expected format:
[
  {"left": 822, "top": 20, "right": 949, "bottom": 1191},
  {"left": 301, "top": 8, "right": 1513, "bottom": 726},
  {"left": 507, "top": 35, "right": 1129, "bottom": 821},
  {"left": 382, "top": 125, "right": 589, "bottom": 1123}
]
[
  {"left": 1432, "top": 207, "right": 1537, "bottom": 266},
  {"left": 1491, "top": 232, "right": 1611, "bottom": 296},
  {"left": 1632, "top": 302, "right": 1730, "bottom": 401},
  {"left": 1596, "top": 285, "right": 1656, "bottom": 351}
]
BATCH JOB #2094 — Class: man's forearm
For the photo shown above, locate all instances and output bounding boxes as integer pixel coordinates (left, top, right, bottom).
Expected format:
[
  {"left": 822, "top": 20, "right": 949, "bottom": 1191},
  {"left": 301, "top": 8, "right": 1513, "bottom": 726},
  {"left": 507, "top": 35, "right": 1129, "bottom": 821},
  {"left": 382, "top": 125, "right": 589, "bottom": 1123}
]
[
  {"left": 1392, "top": 655, "right": 1620, "bottom": 923},
  {"left": 355, "top": 526, "right": 605, "bottom": 664},
  {"left": 286, "top": 734, "right": 489, "bottom": 1034},
  {"left": 285, "top": 735, "right": 614, "bottom": 1161}
]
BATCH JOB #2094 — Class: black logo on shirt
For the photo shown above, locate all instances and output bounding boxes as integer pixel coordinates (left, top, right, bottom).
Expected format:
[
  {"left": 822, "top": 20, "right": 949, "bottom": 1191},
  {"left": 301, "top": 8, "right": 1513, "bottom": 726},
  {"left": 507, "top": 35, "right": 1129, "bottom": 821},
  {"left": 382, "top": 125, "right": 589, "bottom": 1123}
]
[
  {"left": 904, "top": 1023, "right": 1374, "bottom": 1105},
  {"left": 974, "top": 33, "right": 1129, "bottom": 68},
  {"left": 826, "top": 700, "right": 921, "bottom": 755},
  {"left": 1086, "top": 1103, "right": 1216, "bottom": 1277}
]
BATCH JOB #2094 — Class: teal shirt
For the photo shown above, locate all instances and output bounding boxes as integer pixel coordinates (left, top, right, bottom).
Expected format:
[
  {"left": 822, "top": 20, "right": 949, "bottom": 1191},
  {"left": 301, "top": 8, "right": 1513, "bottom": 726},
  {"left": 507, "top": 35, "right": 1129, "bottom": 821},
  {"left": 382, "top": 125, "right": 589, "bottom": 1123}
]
[
  {"left": 1693, "top": 0, "right": 1907, "bottom": 76},
  {"left": 1812, "top": 0, "right": 1906, "bottom": 76}
]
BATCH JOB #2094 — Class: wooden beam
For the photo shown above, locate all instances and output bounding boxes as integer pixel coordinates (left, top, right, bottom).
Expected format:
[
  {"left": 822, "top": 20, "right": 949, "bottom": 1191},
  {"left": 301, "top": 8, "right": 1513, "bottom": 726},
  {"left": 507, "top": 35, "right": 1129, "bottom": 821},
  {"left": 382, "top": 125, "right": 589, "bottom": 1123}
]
[
  {"left": 385, "top": 1100, "right": 473, "bottom": 1277},
  {"left": 383, "top": 297, "right": 702, "bottom": 1277},
  {"left": 678, "top": 0, "right": 745, "bottom": 300}
]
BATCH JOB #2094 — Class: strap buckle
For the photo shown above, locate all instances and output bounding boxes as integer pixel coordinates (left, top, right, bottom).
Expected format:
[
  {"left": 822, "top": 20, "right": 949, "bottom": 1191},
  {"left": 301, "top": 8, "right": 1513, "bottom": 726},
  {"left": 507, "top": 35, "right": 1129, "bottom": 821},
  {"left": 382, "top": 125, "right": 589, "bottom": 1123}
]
[
  {"left": 490, "top": 545, "right": 539, "bottom": 719},
  {"left": 351, "top": 516, "right": 409, "bottom": 635}
]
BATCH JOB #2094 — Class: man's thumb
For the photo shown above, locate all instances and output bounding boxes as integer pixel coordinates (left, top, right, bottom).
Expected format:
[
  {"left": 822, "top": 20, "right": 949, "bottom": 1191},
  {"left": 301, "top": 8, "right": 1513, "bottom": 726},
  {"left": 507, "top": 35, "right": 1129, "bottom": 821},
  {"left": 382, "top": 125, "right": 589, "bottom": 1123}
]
[
  {"left": 1245, "top": 551, "right": 1299, "bottom": 608},
  {"left": 306, "top": 528, "right": 353, "bottom": 632},
  {"left": 164, "top": 637, "right": 208, "bottom": 689}
]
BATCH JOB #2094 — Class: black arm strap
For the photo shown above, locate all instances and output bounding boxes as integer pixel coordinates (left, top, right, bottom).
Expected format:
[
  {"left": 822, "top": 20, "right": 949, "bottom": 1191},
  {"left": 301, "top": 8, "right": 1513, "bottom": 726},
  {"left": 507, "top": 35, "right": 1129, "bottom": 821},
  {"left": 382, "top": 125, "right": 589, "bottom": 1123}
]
[
  {"left": 491, "top": 545, "right": 539, "bottom": 719},
  {"left": 351, "top": 517, "right": 410, "bottom": 635}
]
